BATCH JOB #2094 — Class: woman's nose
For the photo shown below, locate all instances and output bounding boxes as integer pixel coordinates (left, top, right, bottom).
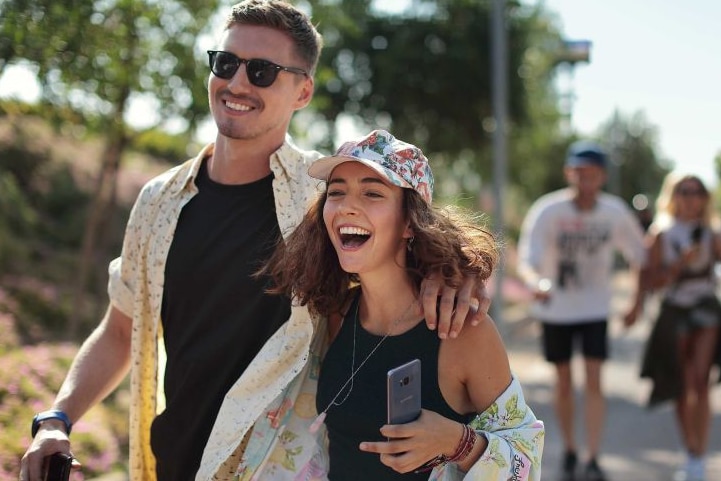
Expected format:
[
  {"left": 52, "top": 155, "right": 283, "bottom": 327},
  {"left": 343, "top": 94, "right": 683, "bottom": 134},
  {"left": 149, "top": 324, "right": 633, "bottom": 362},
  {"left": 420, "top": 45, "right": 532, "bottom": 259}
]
[{"left": 337, "top": 195, "right": 360, "bottom": 214}]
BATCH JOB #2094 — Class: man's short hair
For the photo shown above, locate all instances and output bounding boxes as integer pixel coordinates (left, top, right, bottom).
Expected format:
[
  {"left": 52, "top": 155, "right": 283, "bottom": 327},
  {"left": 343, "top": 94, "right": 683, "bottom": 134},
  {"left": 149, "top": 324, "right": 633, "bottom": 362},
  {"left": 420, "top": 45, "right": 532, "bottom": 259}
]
[{"left": 225, "top": 0, "right": 323, "bottom": 75}]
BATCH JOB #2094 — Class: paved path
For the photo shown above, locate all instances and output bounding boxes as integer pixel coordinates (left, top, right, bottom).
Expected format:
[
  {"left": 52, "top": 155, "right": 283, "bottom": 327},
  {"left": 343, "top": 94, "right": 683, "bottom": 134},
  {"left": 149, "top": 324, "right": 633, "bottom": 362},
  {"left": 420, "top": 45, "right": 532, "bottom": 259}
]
[{"left": 502, "top": 272, "right": 721, "bottom": 481}]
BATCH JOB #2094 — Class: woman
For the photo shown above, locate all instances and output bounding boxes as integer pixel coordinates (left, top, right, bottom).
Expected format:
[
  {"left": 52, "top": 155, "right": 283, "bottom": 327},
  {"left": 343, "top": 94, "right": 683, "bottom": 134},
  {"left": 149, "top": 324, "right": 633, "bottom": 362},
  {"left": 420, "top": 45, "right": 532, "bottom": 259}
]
[
  {"left": 263, "top": 130, "right": 544, "bottom": 480},
  {"left": 632, "top": 173, "right": 721, "bottom": 481}
]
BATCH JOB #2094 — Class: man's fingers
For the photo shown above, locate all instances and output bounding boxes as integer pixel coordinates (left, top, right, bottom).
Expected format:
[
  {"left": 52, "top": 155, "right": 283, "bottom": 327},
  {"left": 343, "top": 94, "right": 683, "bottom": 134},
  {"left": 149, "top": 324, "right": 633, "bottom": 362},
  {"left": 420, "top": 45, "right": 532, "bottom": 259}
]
[
  {"left": 472, "top": 280, "right": 491, "bottom": 324},
  {"left": 21, "top": 448, "right": 47, "bottom": 481},
  {"left": 20, "top": 432, "right": 73, "bottom": 481},
  {"left": 435, "top": 286, "right": 457, "bottom": 339},
  {"left": 420, "top": 275, "right": 491, "bottom": 336},
  {"left": 420, "top": 276, "right": 442, "bottom": 328},
  {"left": 449, "top": 279, "right": 474, "bottom": 335}
]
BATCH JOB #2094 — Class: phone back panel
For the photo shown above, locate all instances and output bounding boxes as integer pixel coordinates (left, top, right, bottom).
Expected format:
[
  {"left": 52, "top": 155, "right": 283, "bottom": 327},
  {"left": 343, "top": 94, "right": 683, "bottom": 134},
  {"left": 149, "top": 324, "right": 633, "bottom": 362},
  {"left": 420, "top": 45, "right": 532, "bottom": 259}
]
[{"left": 386, "top": 358, "right": 422, "bottom": 424}]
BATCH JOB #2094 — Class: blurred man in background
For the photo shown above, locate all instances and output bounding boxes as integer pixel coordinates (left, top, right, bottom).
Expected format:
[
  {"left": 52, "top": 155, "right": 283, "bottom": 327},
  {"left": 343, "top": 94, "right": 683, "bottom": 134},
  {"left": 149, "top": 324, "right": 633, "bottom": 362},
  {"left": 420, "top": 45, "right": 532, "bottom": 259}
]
[{"left": 517, "top": 140, "right": 646, "bottom": 481}]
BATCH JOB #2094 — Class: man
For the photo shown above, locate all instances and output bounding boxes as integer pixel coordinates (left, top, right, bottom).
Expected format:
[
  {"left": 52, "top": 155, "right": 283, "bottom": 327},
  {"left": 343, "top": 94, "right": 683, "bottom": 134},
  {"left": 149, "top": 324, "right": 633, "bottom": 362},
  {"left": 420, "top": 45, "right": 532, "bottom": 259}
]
[
  {"left": 517, "top": 140, "right": 646, "bottom": 481},
  {"left": 20, "top": 2, "right": 487, "bottom": 480}
]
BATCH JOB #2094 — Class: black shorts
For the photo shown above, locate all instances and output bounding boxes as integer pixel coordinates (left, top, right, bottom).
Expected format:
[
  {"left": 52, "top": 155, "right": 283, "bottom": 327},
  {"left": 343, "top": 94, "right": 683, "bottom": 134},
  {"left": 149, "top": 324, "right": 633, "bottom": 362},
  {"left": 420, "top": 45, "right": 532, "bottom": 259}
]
[{"left": 541, "top": 319, "right": 608, "bottom": 363}]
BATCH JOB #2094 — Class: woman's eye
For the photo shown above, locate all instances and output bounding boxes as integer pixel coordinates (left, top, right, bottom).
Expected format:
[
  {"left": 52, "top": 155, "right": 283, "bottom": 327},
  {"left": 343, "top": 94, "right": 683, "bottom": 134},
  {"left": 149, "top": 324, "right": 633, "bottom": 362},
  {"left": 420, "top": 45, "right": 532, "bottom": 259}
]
[
  {"left": 327, "top": 189, "right": 344, "bottom": 197},
  {"left": 365, "top": 191, "right": 384, "bottom": 198}
]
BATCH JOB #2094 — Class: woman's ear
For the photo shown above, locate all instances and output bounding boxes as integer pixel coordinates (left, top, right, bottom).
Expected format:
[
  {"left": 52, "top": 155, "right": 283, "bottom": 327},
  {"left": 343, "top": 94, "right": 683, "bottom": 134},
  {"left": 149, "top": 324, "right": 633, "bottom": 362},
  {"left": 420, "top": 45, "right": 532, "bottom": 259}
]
[{"left": 403, "top": 224, "right": 414, "bottom": 240}]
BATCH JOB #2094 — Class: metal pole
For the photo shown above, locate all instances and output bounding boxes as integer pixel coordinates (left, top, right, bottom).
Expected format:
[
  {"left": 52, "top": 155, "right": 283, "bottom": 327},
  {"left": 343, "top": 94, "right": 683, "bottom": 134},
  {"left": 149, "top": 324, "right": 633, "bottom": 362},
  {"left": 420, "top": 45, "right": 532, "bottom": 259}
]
[{"left": 490, "top": 0, "right": 508, "bottom": 326}]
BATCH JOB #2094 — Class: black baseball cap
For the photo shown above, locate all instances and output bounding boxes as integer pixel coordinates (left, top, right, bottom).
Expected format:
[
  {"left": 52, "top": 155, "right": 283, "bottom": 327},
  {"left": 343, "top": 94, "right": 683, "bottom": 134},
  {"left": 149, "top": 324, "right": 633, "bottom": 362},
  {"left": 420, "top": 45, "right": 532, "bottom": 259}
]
[{"left": 565, "top": 140, "right": 607, "bottom": 169}]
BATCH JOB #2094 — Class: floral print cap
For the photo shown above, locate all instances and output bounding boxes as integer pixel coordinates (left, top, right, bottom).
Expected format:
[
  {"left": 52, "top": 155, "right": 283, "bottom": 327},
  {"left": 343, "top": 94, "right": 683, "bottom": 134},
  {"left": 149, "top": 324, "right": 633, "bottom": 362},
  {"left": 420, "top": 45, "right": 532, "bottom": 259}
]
[{"left": 308, "top": 129, "right": 434, "bottom": 204}]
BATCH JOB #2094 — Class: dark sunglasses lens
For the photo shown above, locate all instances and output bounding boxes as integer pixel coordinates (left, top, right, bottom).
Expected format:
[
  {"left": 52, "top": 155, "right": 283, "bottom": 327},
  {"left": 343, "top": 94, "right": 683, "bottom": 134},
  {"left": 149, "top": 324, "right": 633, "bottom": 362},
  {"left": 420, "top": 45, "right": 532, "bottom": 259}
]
[
  {"left": 246, "top": 59, "right": 279, "bottom": 87},
  {"left": 211, "top": 52, "right": 239, "bottom": 79}
]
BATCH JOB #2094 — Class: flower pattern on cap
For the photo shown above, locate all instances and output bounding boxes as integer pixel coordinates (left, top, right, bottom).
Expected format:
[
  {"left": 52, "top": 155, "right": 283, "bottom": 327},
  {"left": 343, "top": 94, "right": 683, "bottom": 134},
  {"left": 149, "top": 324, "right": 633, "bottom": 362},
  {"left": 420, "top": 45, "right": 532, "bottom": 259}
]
[{"left": 331, "top": 130, "right": 434, "bottom": 203}]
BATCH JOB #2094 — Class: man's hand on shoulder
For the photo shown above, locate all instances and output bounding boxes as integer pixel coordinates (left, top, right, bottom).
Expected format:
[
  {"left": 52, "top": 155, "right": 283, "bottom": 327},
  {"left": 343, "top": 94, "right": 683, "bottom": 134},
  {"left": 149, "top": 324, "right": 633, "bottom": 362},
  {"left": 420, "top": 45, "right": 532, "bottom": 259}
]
[{"left": 420, "top": 273, "right": 490, "bottom": 339}]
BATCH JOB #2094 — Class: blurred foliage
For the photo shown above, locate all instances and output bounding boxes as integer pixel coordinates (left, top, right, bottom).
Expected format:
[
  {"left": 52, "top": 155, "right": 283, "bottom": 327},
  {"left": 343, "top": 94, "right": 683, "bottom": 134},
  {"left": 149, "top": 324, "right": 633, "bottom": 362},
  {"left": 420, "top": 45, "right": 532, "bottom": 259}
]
[
  {"left": 0, "top": 0, "right": 222, "bottom": 134},
  {"left": 595, "top": 110, "right": 672, "bottom": 205},
  {"left": 302, "top": 0, "right": 568, "bottom": 210},
  {"left": 0, "top": 130, "right": 84, "bottom": 275},
  {"left": 1, "top": 0, "right": 223, "bottom": 312},
  {"left": 0, "top": 171, "right": 37, "bottom": 274},
  {"left": 0, "top": 311, "right": 129, "bottom": 478},
  {"left": 0, "top": 0, "right": 673, "bottom": 214},
  {"left": 132, "top": 128, "right": 194, "bottom": 164},
  {"left": 0, "top": 113, "right": 138, "bottom": 340},
  {"left": 714, "top": 150, "right": 721, "bottom": 213},
  {"left": 0, "top": 113, "right": 139, "bottom": 479}
]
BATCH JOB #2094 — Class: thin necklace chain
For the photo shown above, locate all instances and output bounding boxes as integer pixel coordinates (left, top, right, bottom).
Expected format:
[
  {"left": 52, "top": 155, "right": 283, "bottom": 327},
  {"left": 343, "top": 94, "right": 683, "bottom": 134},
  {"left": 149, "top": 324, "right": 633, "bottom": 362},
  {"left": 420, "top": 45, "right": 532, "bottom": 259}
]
[{"left": 320, "top": 296, "right": 418, "bottom": 414}]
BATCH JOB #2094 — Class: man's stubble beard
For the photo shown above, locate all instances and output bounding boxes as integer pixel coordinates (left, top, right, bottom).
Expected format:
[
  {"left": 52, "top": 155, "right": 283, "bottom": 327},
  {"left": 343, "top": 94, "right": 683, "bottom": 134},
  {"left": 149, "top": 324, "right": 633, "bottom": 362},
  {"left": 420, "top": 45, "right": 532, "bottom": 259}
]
[
  {"left": 217, "top": 120, "right": 261, "bottom": 141},
  {"left": 215, "top": 111, "right": 289, "bottom": 143}
]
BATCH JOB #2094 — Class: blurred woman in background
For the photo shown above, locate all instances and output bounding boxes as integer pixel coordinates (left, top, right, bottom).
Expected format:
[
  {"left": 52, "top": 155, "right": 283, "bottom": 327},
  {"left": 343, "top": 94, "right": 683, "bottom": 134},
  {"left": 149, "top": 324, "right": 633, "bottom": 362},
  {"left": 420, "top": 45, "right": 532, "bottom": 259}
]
[{"left": 630, "top": 173, "right": 721, "bottom": 481}]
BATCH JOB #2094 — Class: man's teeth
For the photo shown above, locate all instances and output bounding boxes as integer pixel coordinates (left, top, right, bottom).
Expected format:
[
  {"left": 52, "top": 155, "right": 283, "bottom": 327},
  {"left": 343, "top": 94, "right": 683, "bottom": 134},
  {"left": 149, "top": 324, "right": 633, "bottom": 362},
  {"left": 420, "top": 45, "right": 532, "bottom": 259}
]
[
  {"left": 226, "top": 100, "right": 251, "bottom": 111},
  {"left": 339, "top": 226, "right": 370, "bottom": 236}
]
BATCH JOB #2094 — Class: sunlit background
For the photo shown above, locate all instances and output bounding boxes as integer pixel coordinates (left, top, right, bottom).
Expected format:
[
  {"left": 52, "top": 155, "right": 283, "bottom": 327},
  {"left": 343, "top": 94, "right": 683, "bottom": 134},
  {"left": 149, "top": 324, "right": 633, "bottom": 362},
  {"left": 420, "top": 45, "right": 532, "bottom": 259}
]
[
  {"left": 1, "top": 0, "right": 718, "bottom": 183},
  {"left": 1, "top": 1, "right": 719, "bottom": 479}
]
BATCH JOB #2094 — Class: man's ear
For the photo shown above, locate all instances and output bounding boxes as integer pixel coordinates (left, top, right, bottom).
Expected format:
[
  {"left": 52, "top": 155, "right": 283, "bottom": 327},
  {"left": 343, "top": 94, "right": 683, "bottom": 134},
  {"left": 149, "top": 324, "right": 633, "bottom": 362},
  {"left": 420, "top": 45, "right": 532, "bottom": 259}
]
[{"left": 293, "top": 77, "right": 314, "bottom": 110}]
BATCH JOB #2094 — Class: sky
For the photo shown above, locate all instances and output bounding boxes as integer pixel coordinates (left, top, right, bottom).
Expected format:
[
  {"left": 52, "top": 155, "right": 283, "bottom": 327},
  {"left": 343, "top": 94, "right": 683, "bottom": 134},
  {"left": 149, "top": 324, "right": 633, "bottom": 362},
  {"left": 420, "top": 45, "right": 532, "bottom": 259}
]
[
  {"left": 536, "top": 0, "right": 721, "bottom": 186},
  {"left": 1, "top": 0, "right": 719, "bottom": 184}
]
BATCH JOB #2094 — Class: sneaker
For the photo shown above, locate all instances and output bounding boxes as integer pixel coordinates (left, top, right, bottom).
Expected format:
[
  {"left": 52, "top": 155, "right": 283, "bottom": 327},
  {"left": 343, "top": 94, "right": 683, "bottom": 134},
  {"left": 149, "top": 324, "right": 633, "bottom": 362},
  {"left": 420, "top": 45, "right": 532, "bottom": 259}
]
[
  {"left": 584, "top": 459, "right": 607, "bottom": 481},
  {"left": 687, "top": 455, "right": 705, "bottom": 481},
  {"left": 674, "top": 454, "right": 706, "bottom": 481},
  {"left": 560, "top": 451, "right": 577, "bottom": 481}
]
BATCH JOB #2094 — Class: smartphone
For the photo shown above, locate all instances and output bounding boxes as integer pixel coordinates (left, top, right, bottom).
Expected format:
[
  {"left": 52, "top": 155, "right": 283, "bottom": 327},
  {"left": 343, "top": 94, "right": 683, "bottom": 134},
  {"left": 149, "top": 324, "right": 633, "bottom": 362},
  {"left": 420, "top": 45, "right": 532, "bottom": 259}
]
[
  {"left": 691, "top": 225, "right": 703, "bottom": 244},
  {"left": 44, "top": 452, "right": 72, "bottom": 481},
  {"left": 387, "top": 358, "right": 422, "bottom": 424}
]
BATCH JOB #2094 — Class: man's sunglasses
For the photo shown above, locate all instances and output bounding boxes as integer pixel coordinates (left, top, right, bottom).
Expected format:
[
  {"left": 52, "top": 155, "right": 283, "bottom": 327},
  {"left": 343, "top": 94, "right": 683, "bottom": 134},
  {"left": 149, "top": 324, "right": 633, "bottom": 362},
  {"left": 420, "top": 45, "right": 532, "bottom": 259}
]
[
  {"left": 677, "top": 188, "right": 706, "bottom": 197},
  {"left": 207, "top": 50, "right": 308, "bottom": 88}
]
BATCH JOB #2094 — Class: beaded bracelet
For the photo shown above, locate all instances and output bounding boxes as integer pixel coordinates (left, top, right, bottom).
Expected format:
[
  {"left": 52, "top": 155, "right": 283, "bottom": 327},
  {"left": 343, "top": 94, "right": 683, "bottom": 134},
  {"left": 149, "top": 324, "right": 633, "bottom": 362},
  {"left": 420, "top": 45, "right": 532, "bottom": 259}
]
[
  {"left": 414, "top": 424, "right": 478, "bottom": 473},
  {"left": 448, "top": 424, "right": 477, "bottom": 462}
]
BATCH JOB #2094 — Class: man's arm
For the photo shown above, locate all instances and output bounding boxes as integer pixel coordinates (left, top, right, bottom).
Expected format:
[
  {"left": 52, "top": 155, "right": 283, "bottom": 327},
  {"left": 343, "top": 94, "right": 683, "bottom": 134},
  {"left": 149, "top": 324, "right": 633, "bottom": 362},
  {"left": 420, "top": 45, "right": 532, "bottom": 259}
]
[
  {"left": 617, "top": 207, "right": 652, "bottom": 327},
  {"left": 20, "top": 305, "right": 133, "bottom": 481},
  {"left": 517, "top": 203, "right": 551, "bottom": 302}
]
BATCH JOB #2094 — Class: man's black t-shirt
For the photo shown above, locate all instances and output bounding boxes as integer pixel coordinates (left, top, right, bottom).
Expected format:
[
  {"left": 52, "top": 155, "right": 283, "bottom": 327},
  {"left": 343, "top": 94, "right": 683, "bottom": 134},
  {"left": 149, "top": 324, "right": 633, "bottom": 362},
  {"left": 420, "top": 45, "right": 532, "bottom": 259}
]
[{"left": 151, "top": 161, "right": 291, "bottom": 480}]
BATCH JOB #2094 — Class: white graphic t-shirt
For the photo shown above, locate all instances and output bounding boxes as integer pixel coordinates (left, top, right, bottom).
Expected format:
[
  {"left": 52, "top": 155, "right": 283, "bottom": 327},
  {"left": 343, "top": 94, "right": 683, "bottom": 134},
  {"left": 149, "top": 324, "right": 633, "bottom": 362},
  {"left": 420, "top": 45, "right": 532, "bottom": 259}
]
[{"left": 518, "top": 189, "right": 646, "bottom": 324}]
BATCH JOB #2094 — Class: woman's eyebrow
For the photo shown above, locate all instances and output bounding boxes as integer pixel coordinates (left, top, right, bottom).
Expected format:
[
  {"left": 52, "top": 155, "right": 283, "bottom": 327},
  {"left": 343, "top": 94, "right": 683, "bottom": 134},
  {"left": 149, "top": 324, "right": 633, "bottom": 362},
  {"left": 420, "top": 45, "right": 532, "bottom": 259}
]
[{"left": 327, "top": 177, "right": 387, "bottom": 186}]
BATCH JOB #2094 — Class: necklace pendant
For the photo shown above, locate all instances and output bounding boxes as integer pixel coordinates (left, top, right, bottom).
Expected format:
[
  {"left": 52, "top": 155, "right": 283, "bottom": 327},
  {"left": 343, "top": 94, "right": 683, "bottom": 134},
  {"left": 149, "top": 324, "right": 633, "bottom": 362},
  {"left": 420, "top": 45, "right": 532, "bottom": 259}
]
[{"left": 308, "top": 412, "right": 326, "bottom": 434}]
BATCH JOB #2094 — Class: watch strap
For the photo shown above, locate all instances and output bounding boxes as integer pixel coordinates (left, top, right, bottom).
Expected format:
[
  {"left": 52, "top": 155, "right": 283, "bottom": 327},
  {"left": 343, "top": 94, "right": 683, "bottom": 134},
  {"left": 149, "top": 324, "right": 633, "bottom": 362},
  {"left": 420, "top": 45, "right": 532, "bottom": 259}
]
[{"left": 32, "top": 409, "right": 73, "bottom": 437}]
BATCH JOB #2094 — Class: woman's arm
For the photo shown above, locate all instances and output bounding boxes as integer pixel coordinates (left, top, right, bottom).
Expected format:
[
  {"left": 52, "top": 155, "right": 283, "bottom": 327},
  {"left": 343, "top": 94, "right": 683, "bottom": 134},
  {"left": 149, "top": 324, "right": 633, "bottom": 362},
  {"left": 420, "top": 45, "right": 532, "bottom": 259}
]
[
  {"left": 359, "top": 316, "right": 544, "bottom": 480},
  {"left": 432, "top": 315, "right": 543, "bottom": 481}
]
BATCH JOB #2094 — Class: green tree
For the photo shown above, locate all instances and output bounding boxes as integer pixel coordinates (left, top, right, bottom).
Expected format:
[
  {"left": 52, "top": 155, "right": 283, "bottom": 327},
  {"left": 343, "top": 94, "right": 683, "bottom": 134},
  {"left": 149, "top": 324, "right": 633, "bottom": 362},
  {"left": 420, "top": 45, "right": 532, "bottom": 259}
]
[
  {"left": 713, "top": 150, "right": 721, "bottom": 213},
  {"left": 0, "top": 0, "right": 221, "bottom": 332},
  {"left": 596, "top": 110, "right": 672, "bottom": 205},
  {"left": 304, "top": 0, "right": 566, "bottom": 207}
]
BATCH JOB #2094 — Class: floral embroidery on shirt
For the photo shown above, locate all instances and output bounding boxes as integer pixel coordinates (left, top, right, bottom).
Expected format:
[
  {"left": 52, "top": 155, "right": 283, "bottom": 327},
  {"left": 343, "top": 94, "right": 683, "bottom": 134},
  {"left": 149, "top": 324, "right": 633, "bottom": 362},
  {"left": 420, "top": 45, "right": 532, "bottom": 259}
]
[{"left": 428, "top": 377, "right": 544, "bottom": 481}]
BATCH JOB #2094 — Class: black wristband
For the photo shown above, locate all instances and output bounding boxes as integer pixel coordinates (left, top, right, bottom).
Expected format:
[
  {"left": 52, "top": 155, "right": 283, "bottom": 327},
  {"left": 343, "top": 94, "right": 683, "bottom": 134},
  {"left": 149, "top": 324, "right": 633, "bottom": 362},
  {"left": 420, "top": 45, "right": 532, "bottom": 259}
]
[{"left": 32, "top": 410, "right": 73, "bottom": 438}]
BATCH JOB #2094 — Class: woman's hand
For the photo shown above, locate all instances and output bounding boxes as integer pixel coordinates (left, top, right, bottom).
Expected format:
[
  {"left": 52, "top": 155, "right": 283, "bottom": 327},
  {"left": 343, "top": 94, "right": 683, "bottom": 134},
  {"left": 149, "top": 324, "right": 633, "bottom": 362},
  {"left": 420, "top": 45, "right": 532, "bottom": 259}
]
[
  {"left": 623, "top": 300, "right": 642, "bottom": 328},
  {"left": 358, "top": 410, "right": 466, "bottom": 474}
]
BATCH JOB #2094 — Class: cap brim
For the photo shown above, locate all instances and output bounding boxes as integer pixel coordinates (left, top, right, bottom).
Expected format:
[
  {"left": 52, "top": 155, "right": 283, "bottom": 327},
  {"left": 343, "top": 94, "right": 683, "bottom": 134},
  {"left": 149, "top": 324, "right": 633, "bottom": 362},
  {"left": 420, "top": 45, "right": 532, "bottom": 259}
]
[
  {"left": 308, "top": 155, "right": 413, "bottom": 189},
  {"left": 566, "top": 156, "right": 606, "bottom": 169}
]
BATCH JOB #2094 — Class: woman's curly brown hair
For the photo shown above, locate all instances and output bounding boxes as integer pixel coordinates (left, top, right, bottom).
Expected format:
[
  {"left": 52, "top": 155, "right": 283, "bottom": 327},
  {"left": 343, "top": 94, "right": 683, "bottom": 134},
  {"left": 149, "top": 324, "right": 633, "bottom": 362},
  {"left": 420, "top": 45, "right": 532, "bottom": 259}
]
[{"left": 259, "top": 188, "right": 499, "bottom": 318}]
